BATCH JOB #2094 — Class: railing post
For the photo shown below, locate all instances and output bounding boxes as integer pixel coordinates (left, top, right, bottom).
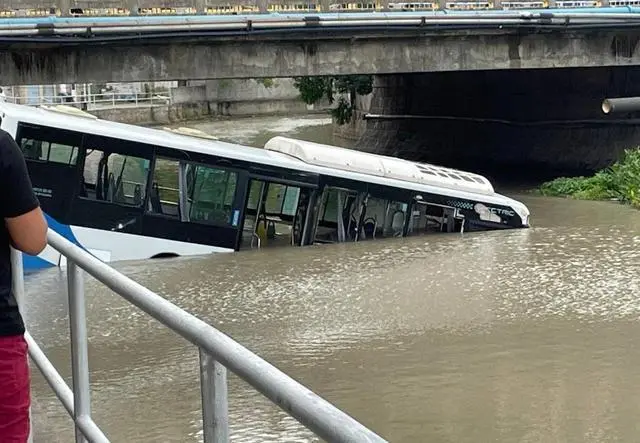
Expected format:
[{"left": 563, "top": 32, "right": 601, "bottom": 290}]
[
  {"left": 199, "top": 349, "right": 229, "bottom": 443},
  {"left": 67, "top": 260, "right": 91, "bottom": 443},
  {"left": 10, "top": 248, "right": 33, "bottom": 443},
  {"left": 10, "top": 248, "right": 25, "bottom": 310}
]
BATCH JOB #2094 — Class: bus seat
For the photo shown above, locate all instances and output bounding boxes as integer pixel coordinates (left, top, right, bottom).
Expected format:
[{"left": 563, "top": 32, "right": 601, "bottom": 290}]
[
  {"left": 133, "top": 184, "right": 142, "bottom": 206},
  {"left": 114, "top": 178, "right": 126, "bottom": 203},
  {"left": 107, "top": 173, "right": 116, "bottom": 202},
  {"left": 150, "top": 182, "right": 162, "bottom": 214},
  {"left": 391, "top": 210, "right": 405, "bottom": 237},
  {"left": 266, "top": 220, "right": 276, "bottom": 239},
  {"left": 363, "top": 217, "right": 377, "bottom": 239}
]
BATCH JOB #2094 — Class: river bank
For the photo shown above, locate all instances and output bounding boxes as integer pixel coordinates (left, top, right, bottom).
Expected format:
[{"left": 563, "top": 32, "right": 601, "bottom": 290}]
[{"left": 538, "top": 148, "right": 640, "bottom": 209}]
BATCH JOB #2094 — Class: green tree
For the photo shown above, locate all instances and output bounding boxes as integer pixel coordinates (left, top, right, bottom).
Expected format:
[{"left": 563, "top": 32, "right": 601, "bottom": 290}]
[{"left": 293, "top": 75, "right": 374, "bottom": 125}]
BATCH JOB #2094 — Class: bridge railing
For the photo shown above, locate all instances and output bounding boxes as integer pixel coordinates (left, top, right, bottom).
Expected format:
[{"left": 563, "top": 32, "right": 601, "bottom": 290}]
[
  {"left": 0, "top": 0, "right": 621, "bottom": 16},
  {"left": 12, "top": 229, "right": 387, "bottom": 443},
  {"left": 2, "top": 90, "right": 170, "bottom": 110}
]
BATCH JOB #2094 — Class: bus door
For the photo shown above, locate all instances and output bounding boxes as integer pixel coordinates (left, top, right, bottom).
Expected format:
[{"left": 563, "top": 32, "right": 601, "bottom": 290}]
[
  {"left": 143, "top": 154, "right": 248, "bottom": 252},
  {"left": 15, "top": 123, "right": 83, "bottom": 223},
  {"left": 240, "top": 177, "right": 317, "bottom": 250},
  {"left": 69, "top": 134, "right": 154, "bottom": 237}
]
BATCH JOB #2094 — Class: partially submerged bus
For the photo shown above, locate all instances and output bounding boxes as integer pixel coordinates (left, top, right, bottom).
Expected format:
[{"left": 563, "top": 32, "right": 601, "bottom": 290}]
[{"left": 0, "top": 103, "right": 530, "bottom": 271}]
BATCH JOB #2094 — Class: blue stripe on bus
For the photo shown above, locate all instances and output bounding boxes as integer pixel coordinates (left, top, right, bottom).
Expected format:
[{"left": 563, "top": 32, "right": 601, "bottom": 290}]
[
  {"left": 22, "top": 253, "right": 55, "bottom": 270},
  {"left": 21, "top": 212, "right": 83, "bottom": 272},
  {"left": 43, "top": 212, "right": 82, "bottom": 247}
]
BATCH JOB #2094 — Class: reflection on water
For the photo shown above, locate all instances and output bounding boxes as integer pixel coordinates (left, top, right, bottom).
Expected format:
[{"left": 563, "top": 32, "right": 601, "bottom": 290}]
[{"left": 26, "top": 115, "right": 640, "bottom": 442}]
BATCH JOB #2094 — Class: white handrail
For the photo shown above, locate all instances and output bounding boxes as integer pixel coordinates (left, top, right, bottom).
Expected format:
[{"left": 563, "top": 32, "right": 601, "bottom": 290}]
[{"left": 11, "top": 229, "right": 387, "bottom": 443}]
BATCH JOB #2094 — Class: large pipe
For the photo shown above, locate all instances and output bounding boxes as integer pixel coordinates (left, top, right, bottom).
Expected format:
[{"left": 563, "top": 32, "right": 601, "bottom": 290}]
[{"left": 602, "top": 97, "right": 640, "bottom": 114}]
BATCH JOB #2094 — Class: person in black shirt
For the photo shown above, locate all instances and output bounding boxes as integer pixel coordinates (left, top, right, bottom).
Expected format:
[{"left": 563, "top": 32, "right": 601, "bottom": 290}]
[{"left": 0, "top": 129, "right": 48, "bottom": 441}]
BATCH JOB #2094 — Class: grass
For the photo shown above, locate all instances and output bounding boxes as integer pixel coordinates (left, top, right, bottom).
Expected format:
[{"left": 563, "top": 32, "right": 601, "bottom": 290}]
[{"left": 539, "top": 148, "right": 640, "bottom": 209}]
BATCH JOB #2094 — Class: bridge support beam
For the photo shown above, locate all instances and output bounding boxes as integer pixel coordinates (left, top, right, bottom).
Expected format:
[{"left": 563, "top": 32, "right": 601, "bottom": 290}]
[
  {"left": 351, "top": 67, "right": 640, "bottom": 174},
  {"left": 3, "top": 29, "right": 640, "bottom": 85}
]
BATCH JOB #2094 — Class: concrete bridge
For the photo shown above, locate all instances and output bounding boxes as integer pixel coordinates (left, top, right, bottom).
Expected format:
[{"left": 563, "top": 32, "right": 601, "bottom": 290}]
[
  {"left": 3, "top": 12, "right": 640, "bottom": 85},
  {"left": 3, "top": 9, "right": 640, "bottom": 178}
]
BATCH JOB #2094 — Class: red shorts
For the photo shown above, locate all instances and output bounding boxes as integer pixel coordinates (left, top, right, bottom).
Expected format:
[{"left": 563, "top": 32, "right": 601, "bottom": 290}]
[{"left": 0, "top": 335, "right": 30, "bottom": 443}]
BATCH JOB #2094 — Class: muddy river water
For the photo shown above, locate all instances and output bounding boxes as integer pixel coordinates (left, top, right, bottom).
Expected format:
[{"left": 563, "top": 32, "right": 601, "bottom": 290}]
[{"left": 26, "top": 114, "right": 640, "bottom": 442}]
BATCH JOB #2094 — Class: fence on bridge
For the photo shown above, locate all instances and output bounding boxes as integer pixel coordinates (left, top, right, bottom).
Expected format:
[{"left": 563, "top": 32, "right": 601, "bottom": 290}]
[
  {"left": 1, "top": 89, "right": 170, "bottom": 111},
  {"left": 11, "top": 230, "right": 387, "bottom": 443},
  {"left": 0, "top": 0, "right": 624, "bottom": 16}
]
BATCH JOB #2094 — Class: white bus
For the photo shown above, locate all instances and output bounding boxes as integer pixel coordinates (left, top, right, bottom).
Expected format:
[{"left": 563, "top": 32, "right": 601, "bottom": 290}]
[{"left": 0, "top": 103, "right": 530, "bottom": 271}]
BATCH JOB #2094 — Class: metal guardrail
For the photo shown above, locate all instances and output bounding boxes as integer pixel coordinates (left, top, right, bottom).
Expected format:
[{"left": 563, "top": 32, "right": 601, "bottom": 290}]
[
  {"left": 0, "top": 0, "right": 635, "bottom": 16},
  {"left": 2, "top": 10, "right": 640, "bottom": 39},
  {"left": 2, "top": 91, "right": 170, "bottom": 110},
  {"left": 11, "top": 229, "right": 387, "bottom": 443}
]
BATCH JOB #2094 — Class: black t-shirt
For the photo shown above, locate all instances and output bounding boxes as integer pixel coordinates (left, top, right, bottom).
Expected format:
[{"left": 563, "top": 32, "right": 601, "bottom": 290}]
[{"left": 0, "top": 129, "right": 40, "bottom": 336}]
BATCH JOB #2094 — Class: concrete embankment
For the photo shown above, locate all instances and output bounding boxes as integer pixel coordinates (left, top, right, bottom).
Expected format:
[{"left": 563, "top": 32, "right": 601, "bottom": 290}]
[{"left": 91, "top": 78, "right": 331, "bottom": 125}]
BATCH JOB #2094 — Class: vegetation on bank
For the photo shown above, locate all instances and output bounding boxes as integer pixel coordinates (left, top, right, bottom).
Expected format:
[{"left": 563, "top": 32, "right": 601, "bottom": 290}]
[
  {"left": 254, "top": 77, "right": 275, "bottom": 88},
  {"left": 539, "top": 148, "right": 640, "bottom": 209},
  {"left": 292, "top": 75, "right": 374, "bottom": 125}
]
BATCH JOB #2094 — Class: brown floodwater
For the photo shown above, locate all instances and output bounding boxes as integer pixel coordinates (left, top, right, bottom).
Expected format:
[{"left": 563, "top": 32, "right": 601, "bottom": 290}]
[{"left": 25, "top": 114, "right": 640, "bottom": 442}]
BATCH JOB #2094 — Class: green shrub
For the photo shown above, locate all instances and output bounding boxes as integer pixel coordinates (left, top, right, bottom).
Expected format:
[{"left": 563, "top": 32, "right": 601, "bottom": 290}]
[
  {"left": 539, "top": 148, "right": 640, "bottom": 209},
  {"left": 292, "top": 75, "right": 374, "bottom": 125}
]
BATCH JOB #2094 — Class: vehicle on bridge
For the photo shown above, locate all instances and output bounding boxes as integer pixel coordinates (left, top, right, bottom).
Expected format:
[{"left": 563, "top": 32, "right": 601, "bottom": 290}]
[
  {"left": 0, "top": 103, "right": 530, "bottom": 271},
  {"left": 0, "top": 0, "right": 631, "bottom": 17}
]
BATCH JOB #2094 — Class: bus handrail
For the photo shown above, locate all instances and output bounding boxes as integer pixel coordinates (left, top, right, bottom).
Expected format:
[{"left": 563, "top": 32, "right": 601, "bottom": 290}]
[{"left": 12, "top": 228, "right": 386, "bottom": 443}]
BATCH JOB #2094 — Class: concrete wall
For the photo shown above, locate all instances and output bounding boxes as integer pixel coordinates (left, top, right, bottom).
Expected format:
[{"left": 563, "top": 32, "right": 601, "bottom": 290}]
[
  {"left": 170, "top": 84, "right": 206, "bottom": 104},
  {"left": 203, "top": 77, "right": 327, "bottom": 116},
  {"left": 353, "top": 67, "right": 640, "bottom": 174},
  {"left": 5, "top": 29, "right": 640, "bottom": 85},
  {"left": 90, "top": 103, "right": 211, "bottom": 125},
  {"left": 204, "top": 78, "right": 301, "bottom": 102},
  {"left": 90, "top": 78, "right": 328, "bottom": 124}
]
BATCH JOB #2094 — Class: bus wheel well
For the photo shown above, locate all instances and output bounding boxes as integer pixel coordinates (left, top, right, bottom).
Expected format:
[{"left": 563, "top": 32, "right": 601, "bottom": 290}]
[{"left": 150, "top": 252, "right": 180, "bottom": 259}]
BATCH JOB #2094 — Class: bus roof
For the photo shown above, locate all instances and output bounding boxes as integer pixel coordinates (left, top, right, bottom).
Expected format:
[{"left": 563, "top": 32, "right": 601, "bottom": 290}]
[
  {"left": 0, "top": 103, "right": 524, "bottom": 211},
  {"left": 265, "top": 136, "right": 494, "bottom": 195}
]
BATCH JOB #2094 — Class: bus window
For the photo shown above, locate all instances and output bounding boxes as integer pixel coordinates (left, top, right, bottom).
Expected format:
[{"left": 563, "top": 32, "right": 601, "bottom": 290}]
[
  {"left": 186, "top": 164, "right": 238, "bottom": 227},
  {"left": 81, "top": 149, "right": 148, "bottom": 206},
  {"left": 264, "top": 183, "right": 287, "bottom": 214},
  {"left": 322, "top": 188, "right": 340, "bottom": 223},
  {"left": 20, "top": 138, "right": 78, "bottom": 166},
  {"left": 246, "top": 180, "right": 263, "bottom": 211},
  {"left": 239, "top": 179, "right": 309, "bottom": 250},
  {"left": 149, "top": 158, "right": 180, "bottom": 217}
]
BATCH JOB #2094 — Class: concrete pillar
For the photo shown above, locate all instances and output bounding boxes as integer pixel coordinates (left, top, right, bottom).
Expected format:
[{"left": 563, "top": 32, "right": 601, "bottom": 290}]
[
  {"left": 493, "top": 0, "right": 502, "bottom": 9},
  {"left": 351, "top": 75, "right": 404, "bottom": 154},
  {"left": 257, "top": 0, "right": 268, "bottom": 13}
]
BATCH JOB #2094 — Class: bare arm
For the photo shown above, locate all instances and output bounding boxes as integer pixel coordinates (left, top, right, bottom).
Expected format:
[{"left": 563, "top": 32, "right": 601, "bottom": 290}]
[
  {"left": 1, "top": 131, "right": 48, "bottom": 256},
  {"left": 5, "top": 207, "right": 48, "bottom": 255}
]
